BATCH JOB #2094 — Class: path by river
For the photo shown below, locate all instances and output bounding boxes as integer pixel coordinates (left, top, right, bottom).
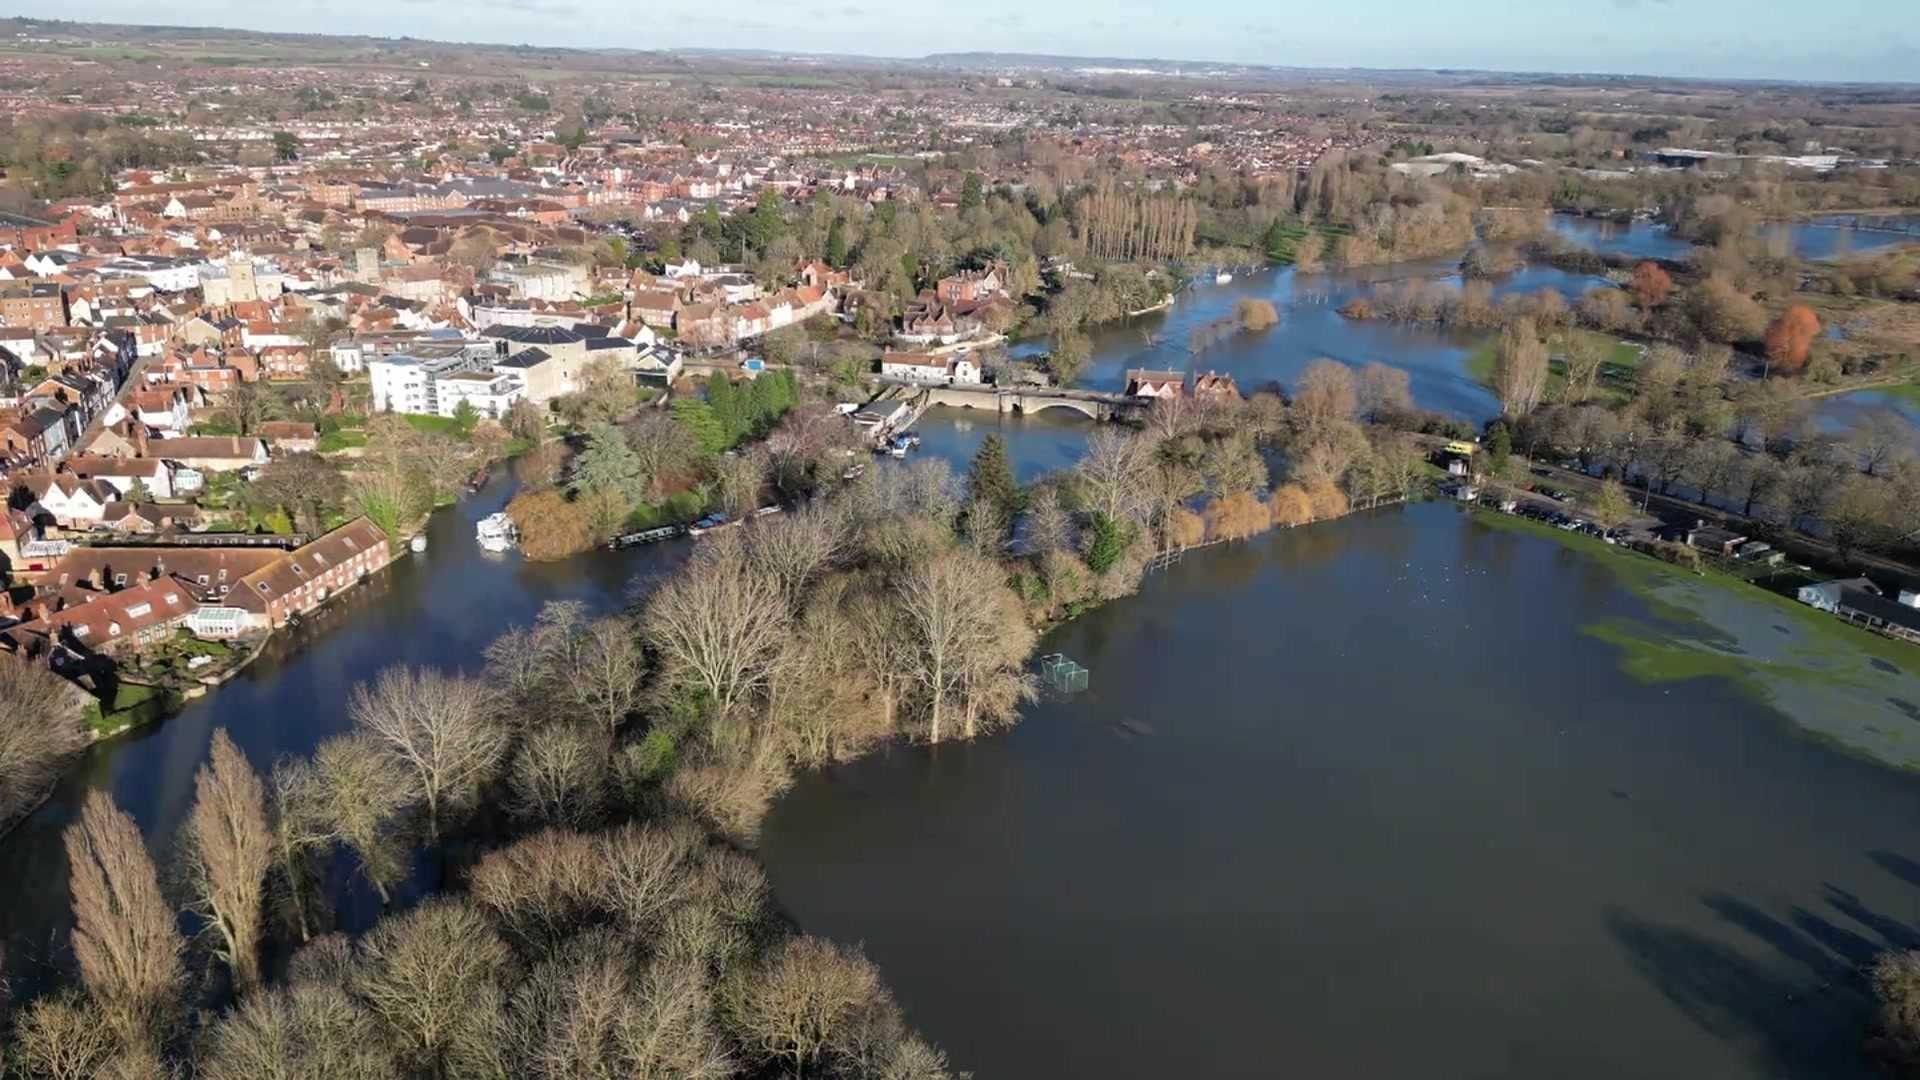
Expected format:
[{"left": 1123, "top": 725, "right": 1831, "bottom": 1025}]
[{"left": 760, "top": 502, "right": 1920, "bottom": 1080}]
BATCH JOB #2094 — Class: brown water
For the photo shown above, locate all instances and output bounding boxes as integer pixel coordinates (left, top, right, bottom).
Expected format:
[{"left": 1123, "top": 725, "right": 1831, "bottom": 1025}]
[{"left": 760, "top": 503, "right": 1920, "bottom": 1080}]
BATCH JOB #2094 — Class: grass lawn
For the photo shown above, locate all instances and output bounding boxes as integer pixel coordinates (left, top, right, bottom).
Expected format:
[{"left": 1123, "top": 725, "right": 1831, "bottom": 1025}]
[
  {"left": 82, "top": 683, "right": 180, "bottom": 737},
  {"left": 402, "top": 414, "right": 466, "bottom": 437},
  {"left": 1263, "top": 223, "right": 1350, "bottom": 265},
  {"left": 1465, "top": 329, "right": 1641, "bottom": 404},
  {"left": 318, "top": 428, "right": 369, "bottom": 453}
]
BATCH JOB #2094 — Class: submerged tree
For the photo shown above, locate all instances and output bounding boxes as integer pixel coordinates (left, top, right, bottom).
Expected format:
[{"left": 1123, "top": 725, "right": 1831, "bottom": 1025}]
[
  {"left": 312, "top": 734, "right": 414, "bottom": 904},
  {"left": 182, "top": 730, "right": 272, "bottom": 994},
  {"left": 64, "top": 791, "right": 185, "bottom": 1052},
  {"left": 1492, "top": 317, "right": 1549, "bottom": 418},
  {"left": 643, "top": 535, "right": 790, "bottom": 719},
  {"left": 351, "top": 666, "right": 508, "bottom": 842}
]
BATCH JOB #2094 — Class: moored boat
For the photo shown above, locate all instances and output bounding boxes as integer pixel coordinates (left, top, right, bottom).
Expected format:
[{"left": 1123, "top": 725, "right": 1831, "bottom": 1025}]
[{"left": 476, "top": 512, "right": 518, "bottom": 553}]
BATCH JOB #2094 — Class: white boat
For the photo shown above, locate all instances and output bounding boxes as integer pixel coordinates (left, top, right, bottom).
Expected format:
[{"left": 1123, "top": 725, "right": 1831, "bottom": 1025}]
[
  {"left": 408, "top": 534, "right": 427, "bottom": 553},
  {"left": 1214, "top": 271, "right": 1234, "bottom": 284},
  {"left": 476, "top": 512, "right": 518, "bottom": 553}
]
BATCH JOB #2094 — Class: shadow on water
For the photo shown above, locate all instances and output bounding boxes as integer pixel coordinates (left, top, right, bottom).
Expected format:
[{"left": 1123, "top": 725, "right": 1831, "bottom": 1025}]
[{"left": 1607, "top": 854, "right": 1920, "bottom": 1078}]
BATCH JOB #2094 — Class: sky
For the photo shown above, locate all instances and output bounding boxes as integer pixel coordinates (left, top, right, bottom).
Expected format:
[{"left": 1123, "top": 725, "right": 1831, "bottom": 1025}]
[{"left": 24, "top": 0, "right": 1920, "bottom": 83}]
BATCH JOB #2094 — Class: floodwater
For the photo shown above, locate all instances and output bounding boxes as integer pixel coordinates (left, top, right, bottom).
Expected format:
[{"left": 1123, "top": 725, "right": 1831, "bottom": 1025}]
[
  {"left": 0, "top": 471, "right": 685, "bottom": 984},
  {"left": 905, "top": 405, "right": 1096, "bottom": 484},
  {"left": 1813, "top": 388, "right": 1920, "bottom": 449},
  {"left": 1550, "top": 215, "right": 1694, "bottom": 262},
  {"left": 761, "top": 502, "right": 1920, "bottom": 1080},
  {"left": 1766, "top": 215, "right": 1920, "bottom": 262},
  {"left": 1007, "top": 258, "right": 1615, "bottom": 424},
  {"left": 1549, "top": 212, "right": 1919, "bottom": 264}
]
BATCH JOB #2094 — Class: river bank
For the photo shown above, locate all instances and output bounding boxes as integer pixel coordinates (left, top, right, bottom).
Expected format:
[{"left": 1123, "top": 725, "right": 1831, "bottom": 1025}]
[
  {"left": 9, "top": 230, "right": 1920, "bottom": 1077},
  {"left": 0, "top": 468, "right": 683, "bottom": 985},
  {"left": 759, "top": 500, "right": 1920, "bottom": 1080},
  {"left": 1471, "top": 506, "right": 1920, "bottom": 770}
]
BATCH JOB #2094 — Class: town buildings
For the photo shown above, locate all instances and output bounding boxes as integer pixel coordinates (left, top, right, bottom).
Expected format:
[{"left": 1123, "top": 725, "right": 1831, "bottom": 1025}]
[{"left": 1, "top": 518, "right": 394, "bottom": 660}]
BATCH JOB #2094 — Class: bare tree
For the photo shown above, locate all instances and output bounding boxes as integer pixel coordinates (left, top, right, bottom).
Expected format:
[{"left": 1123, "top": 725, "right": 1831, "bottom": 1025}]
[
  {"left": 642, "top": 538, "right": 790, "bottom": 718},
  {"left": 1075, "top": 429, "right": 1152, "bottom": 526},
  {"left": 744, "top": 507, "right": 846, "bottom": 610},
  {"left": 961, "top": 495, "right": 1009, "bottom": 559},
  {"left": 711, "top": 451, "right": 767, "bottom": 519},
  {"left": 897, "top": 548, "right": 1015, "bottom": 744},
  {"left": 768, "top": 580, "right": 890, "bottom": 767},
  {"left": 615, "top": 956, "right": 735, "bottom": 1079},
  {"left": 64, "top": 791, "right": 184, "bottom": 1052},
  {"left": 1560, "top": 334, "right": 1607, "bottom": 404},
  {"left": 469, "top": 828, "right": 602, "bottom": 945},
  {"left": 1292, "top": 359, "right": 1358, "bottom": 428},
  {"left": 353, "top": 898, "right": 513, "bottom": 1079},
  {"left": 312, "top": 734, "right": 413, "bottom": 905},
  {"left": 1143, "top": 394, "right": 1195, "bottom": 441},
  {"left": 1493, "top": 317, "right": 1549, "bottom": 418},
  {"left": 267, "top": 757, "right": 333, "bottom": 943},
  {"left": 10, "top": 993, "right": 120, "bottom": 1080},
  {"left": 1852, "top": 409, "right": 1914, "bottom": 478},
  {"left": 508, "top": 724, "right": 612, "bottom": 828},
  {"left": 485, "top": 600, "right": 587, "bottom": 723},
  {"left": 504, "top": 933, "right": 732, "bottom": 1080},
  {"left": 1023, "top": 485, "right": 1074, "bottom": 555},
  {"left": 0, "top": 659, "right": 87, "bottom": 828},
  {"left": 567, "top": 618, "right": 647, "bottom": 736},
  {"left": 734, "top": 936, "right": 885, "bottom": 1078},
  {"left": 625, "top": 411, "right": 696, "bottom": 500},
  {"left": 1355, "top": 361, "right": 1413, "bottom": 421},
  {"left": 351, "top": 666, "right": 508, "bottom": 842},
  {"left": 181, "top": 730, "right": 271, "bottom": 994},
  {"left": 598, "top": 820, "right": 703, "bottom": 935},
  {"left": 844, "top": 576, "right": 911, "bottom": 736},
  {"left": 197, "top": 983, "right": 398, "bottom": 1080}
]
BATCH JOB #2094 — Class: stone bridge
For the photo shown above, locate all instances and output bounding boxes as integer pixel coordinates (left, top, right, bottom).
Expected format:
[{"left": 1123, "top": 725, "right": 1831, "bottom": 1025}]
[{"left": 884, "top": 379, "right": 1137, "bottom": 421}]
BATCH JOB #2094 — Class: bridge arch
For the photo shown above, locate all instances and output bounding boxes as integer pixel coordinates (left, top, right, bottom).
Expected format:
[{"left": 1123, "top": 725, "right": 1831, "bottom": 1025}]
[{"left": 1014, "top": 397, "right": 1102, "bottom": 420}]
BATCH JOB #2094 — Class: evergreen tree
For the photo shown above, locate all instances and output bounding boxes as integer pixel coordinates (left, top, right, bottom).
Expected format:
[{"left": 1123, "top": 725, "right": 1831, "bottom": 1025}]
[
  {"left": 671, "top": 397, "right": 728, "bottom": 456},
  {"left": 966, "top": 433, "right": 1021, "bottom": 526},
  {"left": 1486, "top": 422, "right": 1513, "bottom": 469},
  {"left": 960, "top": 172, "right": 985, "bottom": 211},
  {"left": 745, "top": 187, "right": 786, "bottom": 256},
  {"left": 707, "top": 376, "right": 747, "bottom": 446},
  {"left": 825, "top": 217, "right": 849, "bottom": 268},
  {"left": 1083, "top": 512, "right": 1134, "bottom": 574},
  {"left": 570, "top": 422, "right": 649, "bottom": 504}
]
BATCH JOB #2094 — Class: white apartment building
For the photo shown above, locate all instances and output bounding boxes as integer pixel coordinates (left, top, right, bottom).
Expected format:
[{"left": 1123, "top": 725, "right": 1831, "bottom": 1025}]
[
  {"left": 367, "top": 350, "right": 493, "bottom": 415},
  {"left": 434, "top": 371, "right": 526, "bottom": 420}
]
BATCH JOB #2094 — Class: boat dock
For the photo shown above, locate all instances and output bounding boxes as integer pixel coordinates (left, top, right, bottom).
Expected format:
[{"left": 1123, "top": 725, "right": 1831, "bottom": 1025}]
[{"left": 608, "top": 524, "right": 687, "bottom": 549}]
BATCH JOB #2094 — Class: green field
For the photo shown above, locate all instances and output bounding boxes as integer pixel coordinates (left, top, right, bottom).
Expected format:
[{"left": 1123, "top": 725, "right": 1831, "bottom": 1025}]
[{"left": 1466, "top": 329, "right": 1642, "bottom": 404}]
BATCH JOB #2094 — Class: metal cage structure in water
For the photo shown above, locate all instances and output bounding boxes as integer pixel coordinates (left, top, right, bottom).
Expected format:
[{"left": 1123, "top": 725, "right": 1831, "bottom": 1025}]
[{"left": 1039, "top": 653, "right": 1089, "bottom": 694}]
